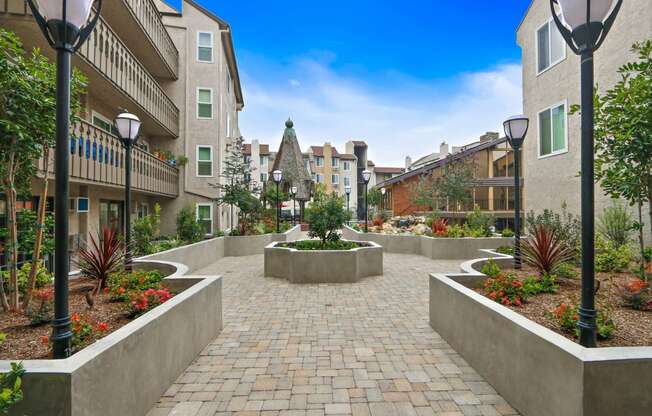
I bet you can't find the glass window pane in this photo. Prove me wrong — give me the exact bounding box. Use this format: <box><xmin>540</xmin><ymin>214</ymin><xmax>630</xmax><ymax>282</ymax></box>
<box><xmin>550</xmin><ymin>24</ymin><xmax>564</xmax><ymax>63</ymax></box>
<box><xmin>198</xmin><ymin>205</ymin><xmax>210</xmax><ymax>219</ymax></box>
<box><xmin>539</xmin><ymin>109</ymin><xmax>552</xmax><ymax>156</ymax></box>
<box><xmin>552</xmin><ymin>105</ymin><xmax>566</xmax><ymax>152</ymax></box>
<box><xmin>198</xmin><ymin>89</ymin><xmax>211</xmax><ymax>103</ymax></box>
<box><xmin>198</xmin><ymin>47</ymin><xmax>212</xmax><ymax>62</ymax></box>
<box><xmin>198</xmin><ymin>103</ymin><xmax>212</xmax><ymax>118</ymax></box>
<box><xmin>537</xmin><ymin>24</ymin><xmax>550</xmax><ymax>72</ymax></box>
<box><xmin>198</xmin><ymin>147</ymin><xmax>211</xmax><ymax>161</ymax></box>
<box><xmin>198</xmin><ymin>161</ymin><xmax>212</xmax><ymax>176</ymax></box>
<box><xmin>198</xmin><ymin>33</ymin><xmax>212</xmax><ymax>47</ymax></box>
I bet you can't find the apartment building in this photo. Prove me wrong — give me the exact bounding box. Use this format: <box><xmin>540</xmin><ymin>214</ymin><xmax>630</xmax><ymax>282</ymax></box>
<box><xmin>378</xmin><ymin>133</ymin><xmax>522</xmax><ymax>230</ymax></box>
<box><xmin>305</xmin><ymin>144</ymin><xmax>358</xmax><ymax>197</ymax></box>
<box><xmin>0</xmin><ymin>0</ymin><xmax>243</xmax><ymax>251</ymax></box>
<box><xmin>517</xmin><ymin>0</ymin><xmax>651</xmax><ymax>224</ymax></box>
<box><xmin>244</xmin><ymin>140</ymin><xmax>273</xmax><ymax>188</ymax></box>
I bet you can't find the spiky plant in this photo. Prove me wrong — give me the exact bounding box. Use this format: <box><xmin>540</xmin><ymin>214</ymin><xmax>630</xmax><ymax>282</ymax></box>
<box><xmin>77</xmin><ymin>228</ymin><xmax>124</xmax><ymax>293</ymax></box>
<box><xmin>522</xmin><ymin>225</ymin><xmax>574</xmax><ymax>276</ymax></box>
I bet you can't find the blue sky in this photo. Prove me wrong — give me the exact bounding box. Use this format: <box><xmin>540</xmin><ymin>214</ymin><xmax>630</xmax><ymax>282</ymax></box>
<box><xmin>169</xmin><ymin>0</ymin><xmax>533</xmax><ymax>165</ymax></box>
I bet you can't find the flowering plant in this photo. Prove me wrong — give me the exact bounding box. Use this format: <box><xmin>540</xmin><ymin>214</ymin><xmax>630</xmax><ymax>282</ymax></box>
<box><xmin>127</xmin><ymin>288</ymin><xmax>172</xmax><ymax>317</ymax></box>
<box><xmin>26</xmin><ymin>288</ymin><xmax>54</xmax><ymax>325</ymax></box>
<box><xmin>41</xmin><ymin>313</ymin><xmax>109</xmax><ymax>351</ymax></box>
<box><xmin>431</xmin><ymin>218</ymin><xmax>449</xmax><ymax>237</ymax></box>
<box><xmin>549</xmin><ymin>302</ymin><xmax>616</xmax><ymax>340</ymax></box>
<box><xmin>618</xmin><ymin>279</ymin><xmax>652</xmax><ymax>311</ymax></box>
<box><xmin>106</xmin><ymin>270</ymin><xmax>163</xmax><ymax>302</ymax></box>
<box><xmin>484</xmin><ymin>273</ymin><xmax>528</xmax><ymax>307</ymax></box>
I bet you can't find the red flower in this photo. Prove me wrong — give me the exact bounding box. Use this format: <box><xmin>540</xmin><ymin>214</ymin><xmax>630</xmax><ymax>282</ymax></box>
<box><xmin>103</xmin><ymin>287</ymin><xmax>110</xmax><ymax>294</ymax></box>
<box><xmin>71</xmin><ymin>313</ymin><xmax>81</xmax><ymax>323</ymax></box>
<box><xmin>511</xmin><ymin>280</ymin><xmax>523</xmax><ymax>288</ymax></box>
<box><xmin>41</xmin><ymin>335</ymin><xmax>50</xmax><ymax>345</ymax></box>
<box><xmin>488</xmin><ymin>291</ymin><xmax>497</xmax><ymax>300</ymax></box>
<box><xmin>501</xmin><ymin>297</ymin><xmax>511</xmax><ymax>306</ymax></box>
<box><xmin>513</xmin><ymin>298</ymin><xmax>522</xmax><ymax>307</ymax></box>
<box><xmin>118</xmin><ymin>287</ymin><xmax>126</xmax><ymax>294</ymax></box>
<box><xmin>97</xmin><ymin>322</ymin><xmax>109</xmax><ymax>332</ymax></box>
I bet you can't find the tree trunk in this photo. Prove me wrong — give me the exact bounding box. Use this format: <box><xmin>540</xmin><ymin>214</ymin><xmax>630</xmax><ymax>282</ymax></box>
<box><xmin>23</xmin><ymin>146</ymin><xmax>50</xmax><ymax>310</ymax></box>
<box><xmin>637</xmin><ymin>202</ymin><xmax>647</xmax><ymax>280</ymax></box>
<box><xmin>7</xmin><ymin>184</ymin><xmax>19</xmax><ymax>310</ymax></box>
<box><xmin>648</xmin><ymin>181</ymin><xmax>651</xmax><ymax>247</ymax></box>
<box><xmin>0</xmin><ymin>179</ymin><xmax>9</xmax><ymax>311</ymax></box>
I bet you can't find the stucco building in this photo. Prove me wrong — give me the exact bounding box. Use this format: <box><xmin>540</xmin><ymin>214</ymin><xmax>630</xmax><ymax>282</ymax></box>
<box><xmin>0</xmin><ymin>0</ymin><xmax>244</xmax><ymax>259</ymax></box>
<box><xmin>517</xmin><ymin>0</ymin><xmax>651</xmax><ymax>225</ymax></box>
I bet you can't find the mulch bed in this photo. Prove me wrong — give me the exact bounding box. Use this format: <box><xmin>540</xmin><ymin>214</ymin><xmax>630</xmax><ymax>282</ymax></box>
<box><xmin>0</xmin><ymin>280</ymin><xmax>133</xmax><ymax>360</ymax></box>
<box><xmin>475</xmin><ymin>265</ymin><xmax>652</xmax><ymax>347</ymax></box>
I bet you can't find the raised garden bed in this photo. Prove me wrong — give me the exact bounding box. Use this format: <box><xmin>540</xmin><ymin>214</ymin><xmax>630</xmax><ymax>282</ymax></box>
<box><xmin>265</xmin><ymin>240</ymin><xmax>383</xmax><ymax>283</ymax></box>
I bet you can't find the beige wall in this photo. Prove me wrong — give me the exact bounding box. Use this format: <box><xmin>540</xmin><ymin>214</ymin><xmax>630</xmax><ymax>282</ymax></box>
<box><xmin>518</xmin><ymin>0</ymin><xmax>651</xmax><ymax>232</ymax></box>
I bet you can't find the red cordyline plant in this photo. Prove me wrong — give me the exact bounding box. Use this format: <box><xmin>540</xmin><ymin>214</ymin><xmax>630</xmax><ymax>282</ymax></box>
<box><xmin>432</xmin><ymin>218</ymin><xmax>449</xmax><ymax>237</ymax></box>
<box><xmin>77</xmin><ymin>227</ymin><xmax>125</xmax><ymax>294</ymax></box>
<box><xmin>522</xmin><ymin>225</ymin><xmax>574</xmax><ymax>276</ymax></box>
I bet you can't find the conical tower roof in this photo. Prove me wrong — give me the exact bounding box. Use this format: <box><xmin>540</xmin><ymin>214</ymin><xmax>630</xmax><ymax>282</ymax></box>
<box><xmin>270</xmin><ymin>119</ymin><xmax>313</xmax><ymax>201</ymax></box>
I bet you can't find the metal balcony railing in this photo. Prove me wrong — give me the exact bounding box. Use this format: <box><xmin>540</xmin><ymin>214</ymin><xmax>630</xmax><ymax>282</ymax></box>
<box><xmin>38</xmin><ymin>121</ymin><xmax>179</xmax><ymax>197</ymax></box>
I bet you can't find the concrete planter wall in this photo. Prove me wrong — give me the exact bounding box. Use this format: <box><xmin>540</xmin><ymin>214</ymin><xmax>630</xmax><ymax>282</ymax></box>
<box><xmin>264</xmin><ymin>241</ymin><xmax>383</xmax><ymax>283</ymax></box>
<box><xmin>343</xmin><ymin>225</ymin><xmax>512</xmax><ymax>259</ymax></box>
<box><xmin>2</xmin><ymin>273</ymin><xmax>223</xmax><ymax>416</ymax></box>
<box><xmin>429</xmin><ymin>252</ymin><xmax>652</xmax><ymax>416</ymax></box>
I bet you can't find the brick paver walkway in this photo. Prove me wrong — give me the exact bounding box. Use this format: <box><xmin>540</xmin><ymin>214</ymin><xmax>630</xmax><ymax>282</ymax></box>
<box><xmin>148</xmin><ymin>254</ymin><xmax>518</xmax><ymax>416</ymax></box>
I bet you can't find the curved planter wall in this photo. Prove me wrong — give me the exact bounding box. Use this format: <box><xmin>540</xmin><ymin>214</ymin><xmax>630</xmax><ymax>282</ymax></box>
<box><xmin>264</xmin><ymin>241</ymin><xmax>383</xmax><ymax>283</ymax></box>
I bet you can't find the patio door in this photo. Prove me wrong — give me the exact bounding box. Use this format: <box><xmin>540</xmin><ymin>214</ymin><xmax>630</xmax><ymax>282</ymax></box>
<box><xmin>99</xmin><ymin>200</ymin><xmax>124</xmax><ymax>235</ymax></box>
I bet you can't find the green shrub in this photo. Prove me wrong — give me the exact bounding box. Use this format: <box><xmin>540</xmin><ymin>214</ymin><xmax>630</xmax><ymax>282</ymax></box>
<box><xmin>480</xmin><ymin>259</ymin><xmax>501</xmax><ymax>278</ymax></box>
<box><xmin>555</xmin><ymin>263</ymin><xmax>579</xmax><ymax>279</ymax></box>
<box><xmin>176</xmin><ymin>206</ymin><xmax>203</xmax><ymax>243</ymax></box>
<box><xmin>25</xmin><ymin>288</ymin><xmax>54</xmax><ymax>325</ymax></box>
<box><xmin>549</xmin><ymin>303</ymin><xmax>616</xmax><ymax>340</ymax></box>
<box><xmin>107</xmin><ymin>270</ymin><xmax>163</xmax><ymax>302</ymax></box>
<box><xmin>152</xmin><ymin>238</ymin><xmax>181</xmax><ymax>253</ymax></box>
<box><xmin>595</xmin><ymin>237</ymin><xmax>633</xmax><ymax>273</ymax></box>
<box><xmin>466</xmin><ymin>206</ymin><xmax>494</xmax><ymax>237</ymax></box>
<box><xmin>501</xmin><ymin>228</ymin><xmax>514</xmax><ymax>238</ymax></box>
<box><xmin>523</xmin><ymin>274</ymin><xmax>558</xmax><ymax>296</ymax></box>
<box><xmin>495</xmin><ymin>246</ymin><xmax>514</xmax><ymax>255</ymax></box>
<box><xmin>281</xmin><ymin>240</ymin><xmax>361</xmax><ymax>251</ymax></box>
<box><xmin>305</xmin><ymin>189</ymin><xmax>350</xmax><ymax>245</ymax></box>
<box><xmin>526</xmin><ymin>204</ymin><xmax>581</xmax><ymax>260</ymax></box>
<box><xmin>598</xmin><ymin>202</ymin><xmax>633</xmax><ymax>247</ymax></box>
<box><xmin>132</xmin><ymin>203</ymin><xmax>161</xmax><ymax>256</ymax></box>
<box><xmin>1</xmin><ymin>262</ymin><xmax>52</xmax><ymax>295</ymax></box>
<box><xmin>484</xmin><ymin>273</ymin><xmax>528</xmax><ymax>307</ymax></box>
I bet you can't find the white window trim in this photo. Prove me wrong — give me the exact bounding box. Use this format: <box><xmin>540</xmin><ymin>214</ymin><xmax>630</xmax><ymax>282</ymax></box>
<box><xmin>332</xmin><ymin>157</ymin><xmax>339</xmax><ymax>168</ymax></box>
<box><xmin>315</xmin><ymin>174</ymin><xmax>323</xmax><ymax>184</ymax></box>
<box><xmin>344</xmin><ymin>176</ymin><xmax>351</xmax><ymax>187</ymax></box>
<box><xmin>197</xmin><ymin>31</ymin><xmax>214</xmax><ymax>63</ymax></box>
<box><xmin>537</xmin><ymin>99</ymin><xmax>569</xmax><ymax>160</ymax></box>
<box><xmin>343</xmin><ymin>161</ymin><xmax>351</xmax><ymax>171</ymax></box>
<box><xmin>332</xmin><ymin>174</ymin><xmax>339</xmax><ymax>185</ymax></box>
<box><xmin>316</xmin><ymin>156</ymin><xmax>324</xmax><ymax>167</ymax></box>
<box><xmin>196</xmin><ymin>87</ymin><xmax>213</xmax><ymax>120</ymax></box>
<box><xmin>196</xmin><ymin>145</ymin><xmax>214</xmax><ymax>177</ymax></box>
<box><xmin>536</xmin><ymin>19</ymin><xmax>567</xmax><ymax>76</ymax></box>
<box><xmin>196</xmin><ymin>203</ymin><xmax>214</xmax><ymax>236</ymax></box>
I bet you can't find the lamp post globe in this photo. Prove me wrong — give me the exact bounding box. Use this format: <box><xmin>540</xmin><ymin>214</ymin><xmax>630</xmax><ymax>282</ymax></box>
<box><xmin>550</xmin><ymin>0</ymin><xmax>622</xmax><ymax>348</ymax></box>
<box><xmin>362</xmin><ymin>170</ymin><xmax>372</xmax><ymax>232</ymax></box>
<box><xmin>27</xmin><ymin>0</ymin><xmax>102</xmax><ymax>359</ymax></box>
<box><xmin>272</xmin><ymin>170</ymin><xmax>283</xmax><ymax>233</ymax></box>
<box><xmin>115</xmin><ymin>111</ymin><xmax>142</xmax><ymax>271</ymax></box>
<box><xmin>290</xmin><ymin>186</ymin><xmax>298</xmax><ymax>225</ymax></box>
<box><xmin>503</xmin><ymin>115</ymin><xmax>529</xmax><ymax>271</ymax></box>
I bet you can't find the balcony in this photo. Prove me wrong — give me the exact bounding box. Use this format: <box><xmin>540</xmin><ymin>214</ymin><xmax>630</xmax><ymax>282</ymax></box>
<box><xmin>37</xmin><ymin>121</ymin><xmax>179</xmax><ymax>198</ymax></box>
<box><xmin>102</xmin><ymin>0</ymin><xmax>179</xmax><ymax>79</ymax></box>
<box><xmin>0</xmin><ymin>1</ymin><xmax>180</xmax><ymax>138</ymax></box>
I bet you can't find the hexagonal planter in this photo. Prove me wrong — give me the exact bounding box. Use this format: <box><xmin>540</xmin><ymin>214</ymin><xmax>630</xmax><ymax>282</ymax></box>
<box><xmin>264</xmin><ymin>241</ymin><xmax>383</xmax><ymax>283</ymax></box>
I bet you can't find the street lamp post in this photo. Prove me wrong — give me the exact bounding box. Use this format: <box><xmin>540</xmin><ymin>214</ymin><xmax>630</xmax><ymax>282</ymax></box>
<box><xmin>27</xmin><ymin>0</ymin><xmax>102</xmax><ymax>359</ymax></box>
<box><xmin>290</xmin><ymin>185</ymin><xmax>298</xmax><ymax>225</ymax></box>
<box><xmin>550</xmin><ymin>0</ymin><xmax>622</xmax><ymax>348</ymax></box>
<box><xmin>380</xmin><ymin>187</ymin><xmax>386</xmax><ymax>212</ymax></box>
<box><xmin>115</xmin><ymin>111</ymin><xmax>142</xmax><ymax>271</ymax></box>
<box><xmin>503</xmin><ymin>116</ymin><xmax>529</xmax><ymax>270</ymax></box>
<box><xmin>272</xmin><ymin>170</ymin><xmax>283</xmax><ymax>233</ymax></box>
<box><xmin>362</xmin><ymin>170</ymin><xmax>372</xmax><ymax>232</ymax></box>
<box><xmin>345</xmin><ymin>186</ymin><xmax>351</xmax><ymax>216</ymax></box>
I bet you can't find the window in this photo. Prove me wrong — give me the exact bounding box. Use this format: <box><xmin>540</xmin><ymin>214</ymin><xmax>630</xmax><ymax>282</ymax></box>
<box><xmin>226</xmin><ymin>69</ymin><xmax>232</xmax><ymax>94</ymax></box>
<box><xmin>260</xmin><ymin>173</ymin><xmax>268</xmax><ymax>183</ymax></box>
<box><xmin>138</xmin><ymin>203</ymin><xmax>149</xmax><ymax>219</ymax></box>
<box><xmin>197</xmin><ymin>88</ymin><xmax>213</xmax><ymax>119</ymax></box>
<box><xmin>260</xmin><ymin>155</ymin><xmax>268</xmax><ymax>166</ymax></box>
<box><xmin>197</xmin><ymin>32</ymin><xmax>213</xmax><ymax>63</ymax></box>
<box><xmin>537</xmin><ymin>20</ymin><xmax>565</xmax><ymax>74</ymax></box>
<box><xmin>315</xmin><ymin>157</ymin><xmax>324</xmax><ymax>167</ymax></box>
<box><xmin>343</xmin><ymin>161</ymin><xmax>351</xmax><ymax>171</ymax></box>
<box><xmin>538</xmin><ymin>102</ymin><xmax>567</xmax><ymax>157</ymax></box>
<box><xmin>196</xmin><ymin>145</ymin><xmax>213</xmax><ymax>177</ymax></box>
<box><xmin>315</xmin><ymin>174</ymin><xmax>323</xmax><ymax>183</ymax></box>
<box><xmin>226</xmin><ymin>113</ymin><xmax>231</xmax><ymax>138</ymax></box>
<box><xmin>331</xmin><ymin>157</ymin><xmax>339</xmax><ymax>168</ymax></box>
<box><xmin>344</xmin><ymin>176</ymin><xmax>351</xmax><ymax>187</ymax></box>
<box><xmin>304</xmin><ymin>159</ymin><xmax>310</xmax><ymax>170</ymax></box>
<box><xmin>332</xmin><ymin>174</ymin><xmax>339</xmax><ymax>185</ymax></box>
<box><xmin>244</xmin><ymin>155</ymin><xmax>251</xmax><ymax>165</ymax></box>
<box><xmin>92</xmin><ymin>112</ymin><xmax>119</xmax><ymax>136</ymax></box>
<box><xmin>196</xmin><ymin>204</ymin><xmax>213</xmax><ymax>236</ymax></box>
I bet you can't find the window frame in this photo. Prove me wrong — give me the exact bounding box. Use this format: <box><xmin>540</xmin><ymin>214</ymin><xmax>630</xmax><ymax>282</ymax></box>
<box><xmin>332</xmin><ymin>174</ymin><xmax>339</xmax><ymax>185</ymax></box>
<box><xmin>343</xmin><ymin>160</ymin><xmax>351</xmax><ymax>171</ymax></box>
<box><xmin>331</xmin><ymin>157</ymin><xmax>339</xmax><ymax>168</ymax></box>
<box><xmin>196</xmin><ymin>31</ymin><xmax>214</xmax><ymax>63</ymax></box>
<box><xmin>537</xmin><ymin>100</ymin><xmax>569</xmax><ymax>159</ymax></box>
<box><xmin>196</xmin><ymin>87</ymin><xmax>214</xmax><ymax>120</ymax></box>
<box><xmin>344</xmin><ymin>176</ymin><xmax>351</xmax><ymax>187</ymax></box>
<box><xmin>92</xmin><ymin>111</ymin><xmax>119</xmax><ymax>136</ymax></box>
<box><xmin>196</xmin><ymin>145</ymin><xmax>214</xmax><ymax>177</ymax></box>
<box><xmin>196</xmin><ymin>203</ymin><xmax>213</xmax><ymax>236</ymax></box>
<box><xmin>315</xmin><ymin>156</ymin><xmax>324</xmax><ymax>167</ymax></box>
<box><xmin>315</xmin><ymin>173</ymin><xmax>323</xmax><ymax>184</ymax></box>
<box><xmin>260</xmin><ymin>172</ymin><xmax>268</xmax><ymax>183</ymax></box>
<box><xmin>536</xmin><ymin>19</ymin><xmax>566</xmax><ymax>76</ymax></box>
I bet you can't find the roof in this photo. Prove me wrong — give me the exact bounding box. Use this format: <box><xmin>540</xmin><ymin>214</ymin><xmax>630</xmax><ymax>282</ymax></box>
<box><xmin>182</xmin><ymin>1</ymin><xmax>244</xmax><ymax>108</ymax></box>
<box><xmin>377</xmin><ymin>136</ymin><xmax>509</xmax><ymax>188</ymax></box>
<box><xmin>243</xmin><ymin>143</ymin><xmax>270</xmax><ymax>156</ymax></box>
<box><xmin>516</xmin><ymin>0</ymin><xmax>537</xmax><ymax>33</ymax></box>
<box><xmin>374</xmin><ymin>167</ymin><xmax>405</xmax><ymax>175</ymax></box>
<box><xmin>308</xmin><ymin>146</ymin><xmax>357</xmax><ymax>160</ymax></box>
<box><xmin>351</xmin><ymin>140</ymin><xmax>367</xmax><ymax>147</ymax></box>
<box><xmin>410</xmin><ymin>152</ymin><xmax>441</xmax><ymax>169</ymax></box>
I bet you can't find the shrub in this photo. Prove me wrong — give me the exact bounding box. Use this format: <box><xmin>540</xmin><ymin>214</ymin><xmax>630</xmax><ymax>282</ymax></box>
<box><xmin>372</xmin><ymin>215</ymin><xmax>384</xmax><ymax>227</ymax></box>
<box><xmin>132</xmin><ymin>203</ymin><xmax>161</xmax><ymax>256</ymax></box>
<box><xmin>549</xmin><ymin>303</ymin><xmax>616</xmax><ymax>340</ymax></box>
<box><xmin>77</xmin><ymin>227</ymin><xmax>124</xmax><ymax>292</ymax></box>
<box><xmin>151</xmin><ymin>237</ymin><xmax>181</xmax><ymax>253</ymax></box>
<box><xmin>595</xmin><ymin>237</ymin><xmax>633</xmax><ymax>273</ymax></box>
<box><xmin>305</xmin><ymin>190</ymin><xmax>350</xmax><ymax>245</ymax></box>
<box><xmin>480</xmin><ymin>259</ymin><xmax>501</xmax><ymax>278</ymax></box>
<box><xmin>618</xmin><ymin>279</ymin><xmax>652</xmax><ymax>311</ymax></box>
<box><xmin>526</xmin><ymin>204</ymin><xmax>581</xmax><ymax>259</ymax></box>
<box><xmin>501</xmin><ymin>228</ymin><xmax>514</xmax><ymax>238</ymax></box>
<box><xmin>282</xmin><ymin>240</ymin><xmax>361</xmax><ymax>251</ymax></box>
<box><xmin>26</xmin><ymin>288</ymin><xmax>54</xmax><ymax>325</ymax></box>
<box><xmin>176</xmin><ymin>206</ymin><xmax>203</xmax><ymax>243</ymax></box>
<box><xmin>44</xmin><ymin>313</ymin><xmax>110</xmax><ymax>350</ymax></box>
<box><xmin>555</xmin><ymin>263</ymin><xmax>579</xmax><ymax>279</ymax></box>
<box><xmin>446</xmin><ymin>224</ymin><xmax>471</xmax><ymax>238</ymax></box>
<box><xmin>1</xmin><ymin>262</ymin><xmax>51</xmax><ymax>295</ymax></box>
<box><xmin>495</xmin><ymin>246</ymin><xmax>514</xmax><ymax>255</ymax></box>
<box><xmin>0</xmin><ymin>347</ymin><xmax>24</xmax><ymax>413</ymax></box>
<box><xmin>522</xmin><ymin>225</ymin><xmax>574</xmax><ymax>276</ymax></box>
<box><xmin>350</xmin><ymin>223</ymin><xmax>362</xmax><ymax>232</ymax></box>
<box><xmin>484</xmin><ymin>273</ymin><xmax>528</xmax><ymax>307</ymax></box>
<box><xmin>431</xmin><ymin>218</ymin><xmax>448</xmax><ymax>237</ymax></box>
<box><xmin>466</xmin><ymin>206</ymin><xmax>494</xmax><ymax>236</ymax></box>
<box><xmin>598</xmin><ymin>202</ymin><xmax>633</xmax><ymax>247</ymax></box>
<box><xmin>522</xmin><ymin>273</ymin><xmax>558</xmax><ymax>296</ymax></box>
<box><xmin>127</xmin><ymin>288</ymin><xmax>172</xmax><ymax>317</ymax></box>
<box><xmin>107</xmin><ymin>270</ymin><xmax>163</xmax><ymax>302</ymax></box>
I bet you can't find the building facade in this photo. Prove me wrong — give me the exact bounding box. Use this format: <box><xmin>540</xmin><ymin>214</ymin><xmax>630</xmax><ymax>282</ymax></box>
<box><xmin>0</xmin><ymin>0</ymin><xmax>244</xmax><ymax>255</ymax></box>
<box><xmin>517</xmin><ymin>0</ymin><xmax>651</xmax><ymax>225</ymax></box>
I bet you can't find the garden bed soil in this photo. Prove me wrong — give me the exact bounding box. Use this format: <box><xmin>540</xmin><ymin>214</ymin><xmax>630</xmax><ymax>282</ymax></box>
<box><xmin>279</xmin><ymin>240</ymin><xmax>370</xmax><ymax>250</ymax></box>
<box><xmin>0</xmin><ymin>279</ymin><xmax>153</xmax><ymax>360</ymax></box>
<box><xmin>475</xmin><ymin>264</ymin><xmax>652</xmax><ymax>347</ymax></box>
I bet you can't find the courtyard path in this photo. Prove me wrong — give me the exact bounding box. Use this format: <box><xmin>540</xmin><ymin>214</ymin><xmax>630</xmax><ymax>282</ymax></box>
<box><xmin>147</xmin><ymin>254</ymin><xmax>519</xmax><ymax>416</ymax></box>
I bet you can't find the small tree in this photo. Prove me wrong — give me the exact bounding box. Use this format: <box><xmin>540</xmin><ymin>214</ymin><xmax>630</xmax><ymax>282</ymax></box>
<box><xmin>305</xmin><ymin>190</ymin><xmax>351</xmax><ymax>245</ymax></box>
<box><xmin>410</xmin><ymin>159</ymin><xmax>475</xmax><ymax>213</ymax></box>
<box><xmin>176</xmin><ymin>206</ymin><xmax>203</xmax><ymax>243</ymax></box>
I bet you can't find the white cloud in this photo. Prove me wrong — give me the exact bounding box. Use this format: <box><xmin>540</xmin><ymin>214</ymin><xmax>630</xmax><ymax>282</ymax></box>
<box><xmin>238</xmin><ymin>53</ymin><xmax>522</xmax><ymax>167</ymax></box>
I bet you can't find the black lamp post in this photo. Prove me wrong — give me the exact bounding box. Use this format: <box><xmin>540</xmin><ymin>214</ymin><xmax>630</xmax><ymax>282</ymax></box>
<box><xmin>362</xmin><ymin>170</ymin><xmax>371</xmax><ymax>232</ymax></box>
<box><xmin>345</xmin><ymin>185</ymin><xmax>351</xmax><ymax>216</ymax></box>
<box><xmin>503</xmin><ymin>115</ymin><xmax>529</xmax><ymax>270</ymax></box>
<box><xmin>272</xmin><ymin>170</ymin><xmax>283</xmax><ymax>233</ymax></box>
<box><xmin>27</xmin><ymin>0</ymin><xmax>102</xmax><ymax>359</ymax></box>
<box><xmin>550</xmin><ymin>0</ymin><xmax>622</xmax><ymax>348</ymax></box>
<box><xmin>115</xmin><ymin>111</ymin><xmax>142</xmax><ymax>271</ymax></box>
<box><xmin>381</xmin><ymin>187</ymin><xmax>386</xmax><ymax>212</ymax></box>
<box><xmin>290</xmin><ymin>185</ymin><xmax>298</xmax><ymax>225</ymax></box>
